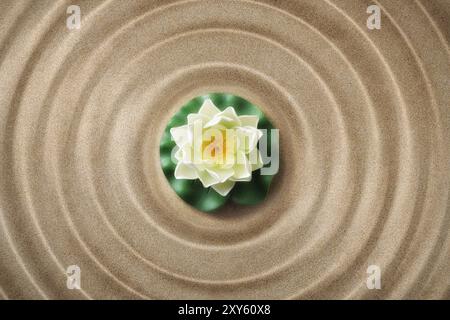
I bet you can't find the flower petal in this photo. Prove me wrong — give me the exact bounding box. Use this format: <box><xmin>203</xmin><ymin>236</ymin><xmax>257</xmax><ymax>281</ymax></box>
<box><xmin>232</xmin><ymin>151</ymin><xmax>252</xmax><ymax>180</ymax></box>
<box><xmin>174</xmin><ymin>146</ymin><xmax>182</xmax><ymax>162</ymax></box>
<box><xmin>230</xmin><ymin>175</ymin><xmax>252</xmax><ymax>182</ymax></box>
<box><xmin>198</xmin><ymin>170</ymin><xmax>221</xmax><ymax>187</ymax></box>
<box><xmin>198</xmin><ymin>99</ymin><xmax>221</xmax><ymax>117</ymax></box>
<box><xmin>204</xmin><ymin>107</ymin><xmax>240</xmax><ymax>128</ymax></box>
<box><xmin>249</xmin><ymin>148</ymin><xmax>264</xmax><ymax>171</ymax></box>
<box><xmin>212</xmin><ymin>180</ymin><xmax>236</xmax><ymax>196</ymax></box>
<box><xmin>187</xmin><ymin>113</ymin><xmax>210</xmax><ymax>125</ymax></box>
<box><xmin>174</xmin><ymin>163</ymin><xmax>198</xmax><ymax>180</ymax></box>
<box><xmin>188</xmin><ymin>118</ymin><xmax>203</xmax><ymax>158</ymax></box>
<box><xmin>237</xmin><ymin>127</ymin><xmax>263</xmax><ymax>153</ymax></box>
<box><xmin>238</xmin><ymin>115</ymin><xmax>259</xmax><ymax>128</ymax></box>
<box><xmin>170</xmin><ymin>125</ymin><xmax>189</xmax><ymax>147</ymax></box>
<box><xmin>176</xmin><ymin>144</ymin><xmax>195</xmax><ymax>164</ymax></box>
<box><xmin>206</xmin><ymin>167</ymin><xmax>234</xmax><ymax>183</ymax></box>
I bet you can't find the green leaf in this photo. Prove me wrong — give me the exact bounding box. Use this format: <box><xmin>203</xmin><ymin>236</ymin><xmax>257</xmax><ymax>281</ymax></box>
<box><xmin>231</xmin><ymin>170</ymin><xmax>274</xmax><ymax>205</ymax></box>
<box><xmin>193</xmin><ymin>185</ymin><xmax>230</xmax><ymax>212</ymax></box>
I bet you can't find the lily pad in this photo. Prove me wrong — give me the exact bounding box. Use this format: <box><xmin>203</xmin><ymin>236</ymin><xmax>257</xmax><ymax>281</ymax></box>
<box><xmin>160</xmin><ymin>93</ymin><xmax>278</xmax><ymax>212</ymax></box>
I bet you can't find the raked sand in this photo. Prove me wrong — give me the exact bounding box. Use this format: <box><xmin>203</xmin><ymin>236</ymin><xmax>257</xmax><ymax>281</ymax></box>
<box><xmin>0</xmin><ymin>0</ymin><xmax>449</xmax><ymax>299</ymax></box>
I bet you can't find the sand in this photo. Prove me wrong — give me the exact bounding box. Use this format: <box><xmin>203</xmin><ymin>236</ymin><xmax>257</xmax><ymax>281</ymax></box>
<box><xmin>0</xmin><ymin>0</ymin><xmax>449</xmax><ymax>299</ymax></box>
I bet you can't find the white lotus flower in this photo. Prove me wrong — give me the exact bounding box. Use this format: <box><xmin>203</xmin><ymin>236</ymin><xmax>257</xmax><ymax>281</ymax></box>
<box><xmin>170</xmin><ymin>99</ymin><xmax>264</xmax><ymax>196</ymax></box>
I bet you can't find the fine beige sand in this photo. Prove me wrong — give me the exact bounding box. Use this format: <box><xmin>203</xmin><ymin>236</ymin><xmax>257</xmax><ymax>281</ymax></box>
<box><xmin>0</xmin><ymin>0</ymin><xmax>449</xmax><ymax>299</ymax></box>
